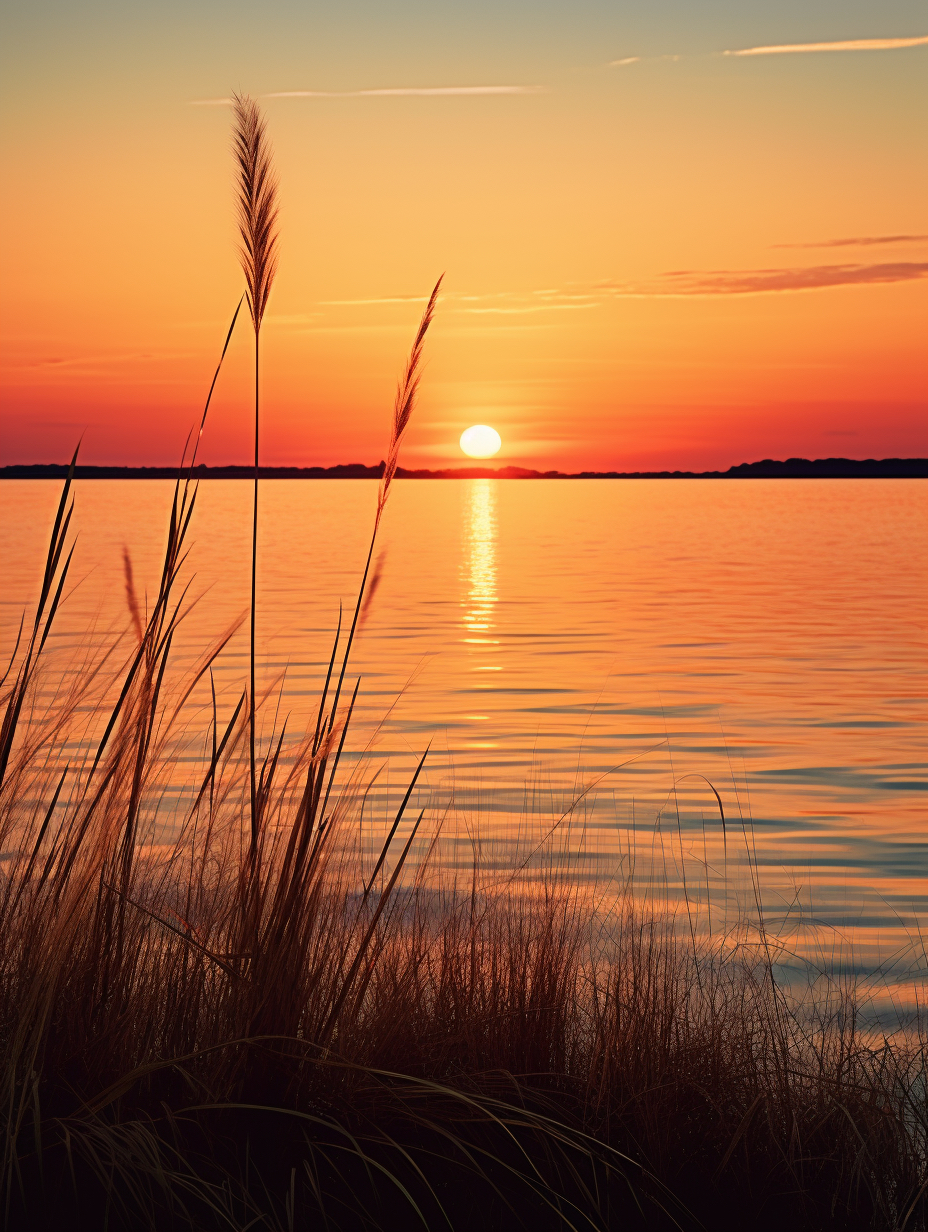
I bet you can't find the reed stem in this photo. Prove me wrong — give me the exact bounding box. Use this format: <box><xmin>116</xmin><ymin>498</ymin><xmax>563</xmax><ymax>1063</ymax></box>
<box><xmin>250</xmin><ymin>330</ymin><xmax>259</xmax><ymax>854</ymax></box>
<box><xmin>231</xmin><ymin>91</ymin><xmax>279</xmax><ymax>865</ymax></box>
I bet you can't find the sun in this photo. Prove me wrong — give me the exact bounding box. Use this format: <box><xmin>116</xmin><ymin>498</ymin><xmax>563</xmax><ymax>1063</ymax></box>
<box><xmin>459</xmin><ymin>425</ymin><xmax>502</xmax><ymax>459</ymax></box>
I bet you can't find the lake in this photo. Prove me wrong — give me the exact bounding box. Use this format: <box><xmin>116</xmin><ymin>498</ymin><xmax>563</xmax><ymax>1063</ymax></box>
<box><xmin>2</xmin><ymin>477</ymin><xmax>926</xmax><ymax>1004</ymax></box>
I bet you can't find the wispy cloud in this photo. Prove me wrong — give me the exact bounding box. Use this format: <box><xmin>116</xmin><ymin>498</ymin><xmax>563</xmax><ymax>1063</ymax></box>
<box><xmin>264</xmin><ymin>85</ymin><xmax>545</xmax><ymax>99</ymax></box>
<box><xmin>457</xmin><ymin>289</ymin><xmax>599</xmax><ymax>314</ymax></box>
<box><xmin>724</xmin><ymin>35</ymin><xmax>928</xmax><ymax>57</ymax></box>
<box><xmin>319</xmin><ymin>296</ymin><xmax>429</xmax><ymax>306</ymax></box>
<box><xmin>276</xmin><ymin>264</ymin><xmax>927</xmax><ymax>332</ymax></box>
<box><xmin>13</xmin><ymin>351</ymin><xmax>184</xmax><ymax>369</ymax></box>
<box><xmin>190</xmin><ymin>86</ymin><xmax>544</xmax><ymax>106</ymax></box>
<box><xmin>320</xmin><ymin>289</ymin><xmax>599</xmax><ymax>315</ymax></box>
<box><xmin>459</xmin><ymin>303</ymin><xmax>597</xmax><ymax>315</ymax></box>
<box><xmin>773</xmin><ymin>234</ymin><xmax>928</xmax><ymax>249</ymax></box>
<box><xmin>657</xmin><ymin>262</ymin><xmax>928</xmax><ymax>294</ymax></box>
<box><xmin>609</xmin><ymin>54</ymin><xmax>680</xmax><ymax>66</ymax></box>
<box><xmin>607</xmin><ymin>34</ymin><xmax>927</xmax><ymax>69</ymax></box>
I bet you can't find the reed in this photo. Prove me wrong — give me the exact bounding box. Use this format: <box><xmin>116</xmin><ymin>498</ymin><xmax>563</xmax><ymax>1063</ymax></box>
<box><xmin>377</xmin><ymin>275</ymin><xmax>442</xmax><ymax>530</ymax></box>
<box><xmin>232</xmin><ymin>91</ymin><xmax>280</xmax><ymax>862</ymax></box>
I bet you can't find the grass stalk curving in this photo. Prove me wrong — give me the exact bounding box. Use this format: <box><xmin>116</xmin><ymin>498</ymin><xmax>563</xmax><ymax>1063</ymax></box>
<box><xmin>232</xmin><ymin>91</ymin><xmax>280</xmax><ymax>866</ymax></box>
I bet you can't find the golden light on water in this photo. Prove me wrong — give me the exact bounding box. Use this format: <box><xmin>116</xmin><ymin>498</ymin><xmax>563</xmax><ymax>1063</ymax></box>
<box><xmin>461</xmin><ymin>479</ymin><xmax>497</xmax><ymax>640</ymax></box>
<box><xmin>459</xmin><ymin>425</ymin><xmax>502</xmax><ymax>458</ymax></box>
<box><xmin>461</xmin><ymin>480</ymin><xmax>500</xmax><ymax>747</ymax></box>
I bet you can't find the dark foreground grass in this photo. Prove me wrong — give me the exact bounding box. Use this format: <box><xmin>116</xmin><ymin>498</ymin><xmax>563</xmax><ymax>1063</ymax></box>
<box><xmin>1</xmin><ymin>460</ymin><xmax>926</xmax><ymax>1232</ymax></box>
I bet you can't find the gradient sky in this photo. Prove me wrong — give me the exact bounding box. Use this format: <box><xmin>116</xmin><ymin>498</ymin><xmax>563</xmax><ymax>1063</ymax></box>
<box><xmin>1</xmin><ymin>0</ymin><xmax>925</xmax><ymax>470</ymax></box>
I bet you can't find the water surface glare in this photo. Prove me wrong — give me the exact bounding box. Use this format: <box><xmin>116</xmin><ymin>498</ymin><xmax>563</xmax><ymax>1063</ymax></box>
<box><xmin>2</xmin><ymin>478</ymin><xmax>925</xmax><ymax>996</ymax></box>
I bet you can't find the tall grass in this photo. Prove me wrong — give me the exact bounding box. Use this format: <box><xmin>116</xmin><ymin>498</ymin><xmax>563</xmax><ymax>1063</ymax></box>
<box><xmin>232</xmin><ymin>91</ymin><xmax>279</xmax><ymax>860</ymax></box>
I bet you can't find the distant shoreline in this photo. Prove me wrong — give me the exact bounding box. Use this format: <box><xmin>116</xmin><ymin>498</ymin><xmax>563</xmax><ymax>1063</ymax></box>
<box><xmin>1</xmin><ymin>457</ymin><xmax>926</xmax><ymax>480</ymax></box>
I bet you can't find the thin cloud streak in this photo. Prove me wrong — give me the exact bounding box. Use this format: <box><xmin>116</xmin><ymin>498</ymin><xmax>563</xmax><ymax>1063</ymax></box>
<box><xmin>608</xmin><ymin>35</ymin><xmax>927</xmax><ymax>68</ymax></box>
<box><xmin>500</xmin><ymin>265</ymin><xmax>928</xmax><ymax>301</ymax></box>
<box><xmin>609</xmin><ymin>54</ymin><xmax>680</xmax><ymax>66</ymax></box>
<box><xmin>774</xmin><ymin>235</ymin><xmax>928</xmax><ymax>249</ymax></box>
<box><xmin>657</xmin><ymin>263</ymin><xmax>928</xmax><ymax>295</ymax></box>
<box><xmin>320</xmin><ymin>290</ymin><xmax>598</xmax><ymax>314</ymax></box>
<box><xmin>320</xmin><ymin>296</ymin><xmax>428</xmax><ymax>306</ymax></box>
<box><xmin>264</xmin><ymin>85</ymin><xmax>545</xmax><ymax>98</ymax></box>
<box><xmin>724</xmin><ymin>35</ymin><xmax>928</xmax><ymax>56</ymax></box>
<box><xmin>460</xmin><ymin>304</ymin><xmax>597</xmax><ymax>315</ymax></box>
<box><xmin>294</xmin><ymin>263</ymin><xmax>927</xmax><ymax>329</ymax></box>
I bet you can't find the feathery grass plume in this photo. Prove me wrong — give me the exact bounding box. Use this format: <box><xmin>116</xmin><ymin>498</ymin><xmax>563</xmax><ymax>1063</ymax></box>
<box><xmin>122</xmin><ymin>548</ymin><xmax>144</xmax><ymax>644</ymax></box>
<box><xmin>232</xmin><ymin>95</ymin><xmax>279</xmax><ymax>333</ymax></box>
<box><xmin>313</xmin><ymin>278</ymin><xmax>444</xmax><ymax>802</ymax></box>
<box><xmin>322</xmin><ymin>275</ymin><xmax>443</xmax><ymax>695</ymax></box>
<box><xmin>232</xmin><ymin>92</ymin><xmax>280</xmax><ymax>860</ymax></box>
<box><xmin>376</xmin><ymin>275</ymin><xmax>443</xmax><ymax>529</ymax></box>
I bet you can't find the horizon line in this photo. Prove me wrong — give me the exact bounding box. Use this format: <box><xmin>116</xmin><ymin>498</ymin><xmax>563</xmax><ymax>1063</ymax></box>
<box><xmin>3</xmin><ymin>456</ymin><xmax>925</xmax><ymax>480</ymax></box>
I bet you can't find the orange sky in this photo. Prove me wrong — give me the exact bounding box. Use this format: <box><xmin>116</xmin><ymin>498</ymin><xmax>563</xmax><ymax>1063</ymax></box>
<box><xmin>1</xmin><ymin>1</ymin><xmax>925</xmax><ymax>469</ymax></box>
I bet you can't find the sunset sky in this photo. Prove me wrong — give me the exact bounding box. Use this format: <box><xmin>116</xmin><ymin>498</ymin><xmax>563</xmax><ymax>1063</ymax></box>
<box><xmin>1</xmin><ymin>0</ymin><xmax>925</xmax><ymax>470</ymax></box>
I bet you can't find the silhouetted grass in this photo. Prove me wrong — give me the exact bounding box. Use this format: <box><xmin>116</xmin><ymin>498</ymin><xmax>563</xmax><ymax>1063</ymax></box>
<box><xmin>232</xmin><ymin>90</ymin><xmax>280</xmax><ymax>859</ymax></box>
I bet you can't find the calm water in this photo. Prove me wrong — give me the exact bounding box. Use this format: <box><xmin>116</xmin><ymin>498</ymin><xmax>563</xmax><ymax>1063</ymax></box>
<box><xmin>2</xmin><ymin>479</ymin><xmax>926</xmax><ymax>994</ymax></box>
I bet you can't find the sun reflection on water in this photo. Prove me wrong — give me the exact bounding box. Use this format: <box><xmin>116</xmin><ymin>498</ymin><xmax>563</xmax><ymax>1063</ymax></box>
<box><xmin>461</xmin><ymin>480</ymin><xmax>498</xmax><ymax>641</ymax></box>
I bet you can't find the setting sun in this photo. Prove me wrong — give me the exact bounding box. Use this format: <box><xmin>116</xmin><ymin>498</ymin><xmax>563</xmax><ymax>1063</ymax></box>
<box><xmin>460</xmin><ymin>424</ymin><xmax>502</xmax><ymax>458</ymax></box>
